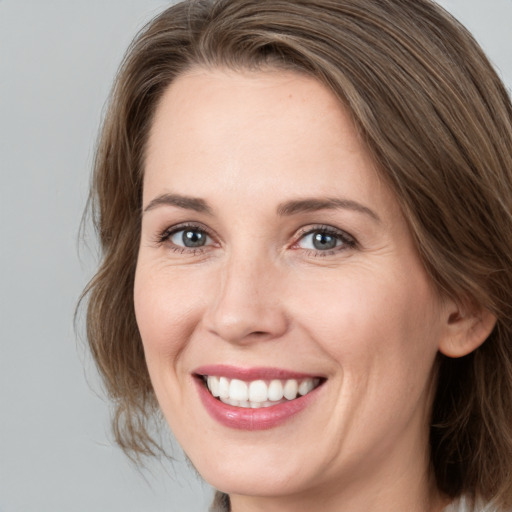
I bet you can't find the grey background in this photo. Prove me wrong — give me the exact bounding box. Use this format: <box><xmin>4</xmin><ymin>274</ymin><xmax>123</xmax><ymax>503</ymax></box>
<box><xmin>0</xmin><ymin>1</ymin><xmax>510</xmax><ymax>511</ymax></box>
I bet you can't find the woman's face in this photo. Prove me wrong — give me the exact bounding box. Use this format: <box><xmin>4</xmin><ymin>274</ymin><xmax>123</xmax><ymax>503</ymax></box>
<box><xmin>135</xmin><ymin>69</ymin><xmax>450</xmax><ymax>503</ymax></box>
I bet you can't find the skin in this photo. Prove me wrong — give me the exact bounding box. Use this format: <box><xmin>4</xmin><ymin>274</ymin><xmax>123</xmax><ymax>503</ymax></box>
<box><xmin>134</xmin><ymin>68</ymin><xmax>477</xmax><ymax>512</ymax></box>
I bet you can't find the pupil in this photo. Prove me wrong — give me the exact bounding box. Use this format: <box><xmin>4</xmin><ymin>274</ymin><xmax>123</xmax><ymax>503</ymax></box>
<box><xmin>183</xmin><ymin>230</ymin><xmax>206</xmax><ymax>247</ymax></box>
<box><xmin>313</xmin><ymin>232</ymin><xmax>337</xmax><ymax>250</ymax></box>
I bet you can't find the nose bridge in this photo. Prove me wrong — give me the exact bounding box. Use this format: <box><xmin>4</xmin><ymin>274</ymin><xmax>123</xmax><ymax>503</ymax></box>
<box><xmin>205</xmin><ymin>243</ymin><xmax>288</xmax><ymax>344</ymax></box>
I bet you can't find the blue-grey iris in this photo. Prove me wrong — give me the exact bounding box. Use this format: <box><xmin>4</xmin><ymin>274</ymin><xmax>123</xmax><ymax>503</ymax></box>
<box><xmin>183</xmin><ymin>230</ymin><xmax>206</xmax><ymax>247</ymax></box>
<box><xmin>313</xmin><ymin>232</ymin><xmax>337</xmax><ymax>250</ymax></box>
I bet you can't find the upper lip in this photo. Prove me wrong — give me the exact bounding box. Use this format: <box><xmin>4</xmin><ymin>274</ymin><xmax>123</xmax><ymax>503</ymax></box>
<box><xmin>193</xmin><ymin>364</ymin><xmax>324</xmax><ymax>381</ymax></box>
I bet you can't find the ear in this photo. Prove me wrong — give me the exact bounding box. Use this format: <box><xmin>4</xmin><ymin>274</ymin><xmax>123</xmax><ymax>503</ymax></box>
<box><xmin>438</xmin><ymin>299</ymin><xmax>497</xmax><ymax>358</ymax></box>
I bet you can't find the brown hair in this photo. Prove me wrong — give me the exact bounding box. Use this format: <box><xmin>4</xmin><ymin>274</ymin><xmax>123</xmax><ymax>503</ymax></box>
<box><xmin>80</xmin><ymin>0</ymin><xmax>512</xmax><ymax>508</ymax></box>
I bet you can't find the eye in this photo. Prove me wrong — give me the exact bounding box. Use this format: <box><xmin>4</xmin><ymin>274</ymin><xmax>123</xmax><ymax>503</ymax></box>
<box><xmin>157</xmin><ymin>223</ymin><xmax>215</xmax><ymax>251</ymax></box>
<box><xmin>295</xmin><ymin>226</ymin><xmax>356</xmax><ymax>253</ymax></box>
<box><xmin>171</xmin><ymin>228</ymin><xmax>211</xmax><ymax>248</ymax></box>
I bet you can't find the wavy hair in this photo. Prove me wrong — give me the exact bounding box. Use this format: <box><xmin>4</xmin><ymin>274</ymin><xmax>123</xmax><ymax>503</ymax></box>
<box><xmin>80</xmin><ymin>0</ymin><xmax>512</xmax><ymax>508</ymax></box>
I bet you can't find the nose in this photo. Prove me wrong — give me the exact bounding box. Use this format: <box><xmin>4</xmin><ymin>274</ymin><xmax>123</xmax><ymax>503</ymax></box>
<box><xmin>203</xmin><ymin>251</ymin><xmax>289</xmax><ymax>345</ymax></box>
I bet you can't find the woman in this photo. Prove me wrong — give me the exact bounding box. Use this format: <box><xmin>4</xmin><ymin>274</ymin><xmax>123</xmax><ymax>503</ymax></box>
<box><xmin>82</xmin><ymin>0</ymin><xmax>512</xmax><ymax>510</ymax></box>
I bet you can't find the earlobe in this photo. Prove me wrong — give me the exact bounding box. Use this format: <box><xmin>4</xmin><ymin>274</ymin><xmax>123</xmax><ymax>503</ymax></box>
<box><xmin>438</xmin><ymin>302</ymin><xmax>497</xmax><ymax>358</ymax></box>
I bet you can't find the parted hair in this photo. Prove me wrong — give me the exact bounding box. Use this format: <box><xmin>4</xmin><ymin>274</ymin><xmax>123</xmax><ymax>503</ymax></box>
<box><xmin>81</xmin><ymin>0</ymin><xmax>512</xmax><ymax>509</ymax></box>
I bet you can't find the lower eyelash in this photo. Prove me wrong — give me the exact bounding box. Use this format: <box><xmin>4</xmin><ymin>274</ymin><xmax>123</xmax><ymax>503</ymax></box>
<box><xmin>168</xmin><ymin>246</ymin><xmax>206</xmax><ymax>255</ymax></box>
<box><xmin>307</xmin><ymin>248</ymin><xmax>345</xmax><ymax>257</ymax></box>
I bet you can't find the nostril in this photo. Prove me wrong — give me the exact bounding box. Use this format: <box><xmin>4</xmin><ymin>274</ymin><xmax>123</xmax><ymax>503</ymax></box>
<box><xmin>204</xmin><ymin>295</ymin><xmax>289</xmax><ymax>344</ymax></box>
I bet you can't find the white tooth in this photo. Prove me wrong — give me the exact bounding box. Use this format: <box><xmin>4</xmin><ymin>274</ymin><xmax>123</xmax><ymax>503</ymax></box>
<box><xmin>283</xmin><ymin>379</ymin><xmax>298</xmax><ymax>400</ymax></box>
<box><xmin>207</xmin><ymin>376</ymin><xmax>220</xmax><ymax>397</ymax></box>
<box><xmin>249</xmin><ymin>380</ymin><xmax>268</xmax><ymax>403</ymax></box>
<box><xmin>268</xmin><ymin>380</ymin><xmax>284</xmax><ymax>401</ymax></box>
<box><xmin>238</xmin><ymin>400</ymin><xmax>250</xmax><ymax>408</ymax></box>
<box><xmin>250</xmin><ymin>401</ymin><xmax>261</xmax><ymax>408</ymax></box>
<box><xmin>227</xmin><ymin>398</ymin><xmax>239</xmax><ymax>406</ymax></box>
<box><xmin>229</xmin><ymin>379</ymin><xmax>248</xmax><ymax>401</ymax></box>
<box><xmin>219</xmin><ymin>377</ymin><xmax>230</xmax><ymax>399</ymax></box>
<box><xmin>298</xmin><ymin>379</ymin><xmax>314</xmax><ymax>396</ymax></box>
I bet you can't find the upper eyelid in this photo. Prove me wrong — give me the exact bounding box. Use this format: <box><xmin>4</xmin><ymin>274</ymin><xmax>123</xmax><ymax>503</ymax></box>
<box><xmin>294</xmin><ymin>224</ymin><xmax>356</xmax><ymax>241</ymax></box>
<box><xmin>163</xmin><ymin>222</ymin><xmax>214</xmax><ymax>237</ymax></box>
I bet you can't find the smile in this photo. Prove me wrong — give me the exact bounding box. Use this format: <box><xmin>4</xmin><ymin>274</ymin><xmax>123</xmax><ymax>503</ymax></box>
<box><xmin>202</xmin><ymin>375</ymin><xmax>322</xmax><ymax>408</ymax></box>
<box><xmin>193</xmin><ymin>366</ymin><xmax>326</xmax><ymax>430</ymax></box>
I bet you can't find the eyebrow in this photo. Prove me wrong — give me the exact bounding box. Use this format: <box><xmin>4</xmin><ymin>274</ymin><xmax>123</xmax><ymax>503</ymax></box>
<box><xmin>143</xmin><ymin>193</ymin><xmax>380</xmax><ymax>223</ymax></box>
<box><xmin>143</xmin><ymin>193</ymin><xmax>213</xmax><ymax>215</ymax></box>
<box><xmin>277</xmin><ymin>197</ymin><xmax>380</xmax><ymax>222</ymax></box>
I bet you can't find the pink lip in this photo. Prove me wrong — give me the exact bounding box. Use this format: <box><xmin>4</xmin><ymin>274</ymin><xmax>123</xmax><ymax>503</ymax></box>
<box><xmin>193</xmin><ymin>367</ymin><xmax>324</xmax><ymax>430</ymax></box>
<box><xmin>194</xmin><ymin>364</ymin><xmax>320</xmax><ymax>381</ymax></box>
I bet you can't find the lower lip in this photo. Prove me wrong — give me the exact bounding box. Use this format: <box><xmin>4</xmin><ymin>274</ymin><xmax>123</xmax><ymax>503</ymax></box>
<box><xmin>195</xmin><ymin>378</ymin><xmax>323</xmax><ymax>430</ymax></box>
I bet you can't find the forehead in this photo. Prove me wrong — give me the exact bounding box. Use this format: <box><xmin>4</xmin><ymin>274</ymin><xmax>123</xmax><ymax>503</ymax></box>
<box><xmin>146</xmin><ymin>67</ymin><xmax>360</xmax><ymax>158</ymax></box>
<box><xmin>143</xmin><ymin>67</ymin><xmax>391</xmax><ymax>215</ymax></box>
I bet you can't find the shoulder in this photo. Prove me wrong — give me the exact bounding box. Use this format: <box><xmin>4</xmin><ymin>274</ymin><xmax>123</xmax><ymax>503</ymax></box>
<box><xmin>443</xmin><ymin>497</ymin><xmax>511</xmax><ymax>512</ymax></box>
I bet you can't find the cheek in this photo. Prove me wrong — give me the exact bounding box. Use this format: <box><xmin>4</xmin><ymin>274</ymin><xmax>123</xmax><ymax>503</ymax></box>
<box><xmin>289</xmin><ymin>265</ymin><xmax>442</xmax><ymax>381</ymax></box>
<box><xmin>133</xmin><ymin>262</ymin><xmax>206</xmax><ymax>365</ymax></box>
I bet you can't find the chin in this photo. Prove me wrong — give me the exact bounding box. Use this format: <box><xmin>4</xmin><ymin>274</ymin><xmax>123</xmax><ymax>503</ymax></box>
<box><xmin>200</xmin><ymin>464</ymin><xmax>309</xmax><ymax>498</ymax></box>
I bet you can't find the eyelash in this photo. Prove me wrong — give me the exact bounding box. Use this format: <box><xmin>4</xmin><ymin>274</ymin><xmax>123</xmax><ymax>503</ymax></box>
<box><xmin>293</xmin><ymin>225</ymin><xmax>357</xmax><ymax>256</ymax></box>
<box><xmin>155</xmin><ymin>223</ymin><xmax>357</xmax><ymax>256</ymax></box>
<box><xmin>155</xmin><ymin>222</ymin><xmax>215</xmax><ymax>254</ymax></box>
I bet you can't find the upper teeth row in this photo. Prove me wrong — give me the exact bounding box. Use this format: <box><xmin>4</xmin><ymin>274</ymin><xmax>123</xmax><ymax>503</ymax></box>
<box><xmin>205</xmin><ymin>376</ymin><xmax>320</xmax><ymax>403</ymax></box>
